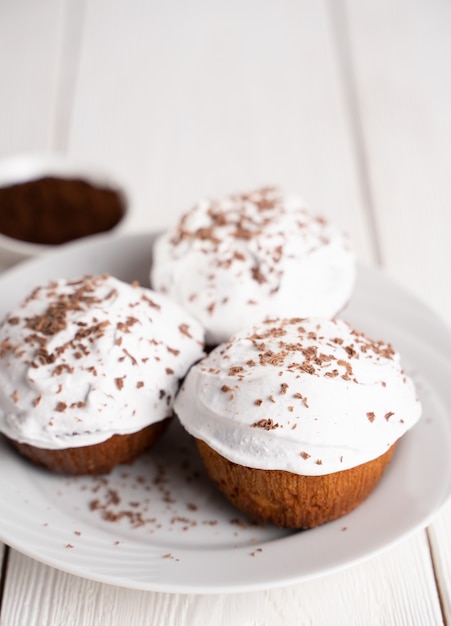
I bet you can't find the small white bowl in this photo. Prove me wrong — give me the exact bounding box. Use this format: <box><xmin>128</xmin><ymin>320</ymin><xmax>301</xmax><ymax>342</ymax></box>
<box><xmin>0</xmin><ymin>153</ymin><xmax>131</xmax><ymax>268</ymax></box>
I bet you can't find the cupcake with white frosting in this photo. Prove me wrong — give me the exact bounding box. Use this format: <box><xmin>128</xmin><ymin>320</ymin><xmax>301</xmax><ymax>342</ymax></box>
<box><xmin>151</xmin><ymin>187</ymin><xmax>356</xmax><ymax>346</ymax></box>
<box><xmin>0</xmin><ymin>274</ymin><xmax>204</xmax><ymax>474</ymax></box>
<box><xmin>174</xmin><ymin>317</ymin><xmax>421</xmax><ymax>528</ymax></box>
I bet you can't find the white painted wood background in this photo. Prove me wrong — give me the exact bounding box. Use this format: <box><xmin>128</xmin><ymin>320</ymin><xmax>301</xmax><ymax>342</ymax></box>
<box><xmin>1</xmin><ymin>0</ymin><xmax>451</xmax><ymax>623</ymax></box>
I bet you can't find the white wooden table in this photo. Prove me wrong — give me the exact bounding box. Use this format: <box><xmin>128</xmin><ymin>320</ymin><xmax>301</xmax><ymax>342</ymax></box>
<box><xmin>1</xmin><ymin>1</ymin><xmax>451</xmax><ymax>623</ymax></box>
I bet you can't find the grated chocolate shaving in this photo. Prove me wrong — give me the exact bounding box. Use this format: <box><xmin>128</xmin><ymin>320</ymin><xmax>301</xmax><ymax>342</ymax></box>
<box><xmin>252</xmin><ymin>418</ymin><xmax>279</xmax><ymax>430</ymax></box>
<box><xmin>115</xmin><ymin>376</ymin><xmax>126</xmax><ymax>390</ymax></box>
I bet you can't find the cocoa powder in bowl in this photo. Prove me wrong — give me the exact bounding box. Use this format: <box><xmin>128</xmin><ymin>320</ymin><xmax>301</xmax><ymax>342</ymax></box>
<box><xmin>0</xmin><ymin>176</ymin><xmax>126</xmax><ymax>245</ymax></box>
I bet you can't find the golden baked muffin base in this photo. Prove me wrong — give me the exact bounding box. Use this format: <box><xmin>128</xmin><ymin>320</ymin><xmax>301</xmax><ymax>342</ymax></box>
<box><xmin>7</xmin><ymin>418</ymin><xmax>170</xmax><ymax>476</ymax></box>
<box><xmin>196</xmin><ymin>439</ymin><xmax>397</xmax><ymax>529</ymax></box>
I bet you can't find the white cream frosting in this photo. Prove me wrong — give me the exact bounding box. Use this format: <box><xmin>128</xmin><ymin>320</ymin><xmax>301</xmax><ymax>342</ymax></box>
<box><xmin>0</xmin><ymin>274</ymin><xmax>204</xmax><ymax>449</ymax></box>
<box><xmin>151</xmin><ymin>187</ymin><xmax>356</xmax><ymax>345</ymax></box>
<box><xmin>174</xmin><ymin>318</ymin><xmax>421</xmax><ymax>476</ymax></box>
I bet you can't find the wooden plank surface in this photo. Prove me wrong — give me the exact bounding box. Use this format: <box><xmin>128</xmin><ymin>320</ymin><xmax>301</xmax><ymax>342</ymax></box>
<box><xmin>428</xmin><ymin>502</ymin><xmax>451</xmax><ymax>624</ymax></box>
<box><xmin>0</xmin><ymin>0</ymin><xmax>64</xmax><ymax>156</ymax></box>
<box><xmin>345</xmin><ymin>0</ymin><xmax>451</xmax><ymax>322</ymax></box>
<box><xmin>0</xmin><ymin>532</ymin><xmax>443</xmax><ymax>626</ymax></box>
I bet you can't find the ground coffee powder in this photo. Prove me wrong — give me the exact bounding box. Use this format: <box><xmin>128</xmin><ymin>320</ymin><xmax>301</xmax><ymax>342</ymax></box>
<box><xmin>0</xmin><ymin>176</ymin><xmax>126</xmax><ymax>245</ymax></box>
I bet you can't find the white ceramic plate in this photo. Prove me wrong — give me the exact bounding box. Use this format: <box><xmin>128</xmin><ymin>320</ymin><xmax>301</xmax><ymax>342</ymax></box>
<box><xmin>0</xmin><ymin>233</ymin><xmax>451</xmax><ymax>594</ymax></box>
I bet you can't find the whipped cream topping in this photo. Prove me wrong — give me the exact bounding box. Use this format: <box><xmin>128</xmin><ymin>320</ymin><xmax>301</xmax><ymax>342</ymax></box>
<box><xmin>151</xmin><ymin>187</ymin><xmax>356</xmax><ymax>345</ymax></box>
<box><xmin>174</xmin><ymin>318</ymin><xmax>421</xmax><ymax>476</ymax></box>
<box><xmin>0</xmin><ymin>274</ymin><xmax>204</xmax><ymax>449</ymax></box>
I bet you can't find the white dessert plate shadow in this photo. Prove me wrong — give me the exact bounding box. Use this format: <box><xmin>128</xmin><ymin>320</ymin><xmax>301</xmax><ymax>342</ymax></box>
<box><xmin>0</xmin><ymin>232</ymin><xmax>450</xmax><ymax>594</ymax></box>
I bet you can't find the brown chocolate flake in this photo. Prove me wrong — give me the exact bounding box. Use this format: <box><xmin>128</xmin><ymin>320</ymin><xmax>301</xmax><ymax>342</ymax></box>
<box><xmin>255</xmin><ymin>398</ymin><xmax>263</xmax><ymax>406</ymax></box>
<box><xmin>74</xmin><ymin>320</ymin><xmax>110</xmax><ymax>340</ymax></box>
<box><xmin>300</xmin><ymin>361</ymin><xmax>316</xmax><ymax>375</ymax></box>
<box><xmin>165</xmin><ymin>367</ymin><xmax>174</xmax><ymax>375</ymax></box>
<box><xmin>0</xmin><ymin>339</ymin><xmax>14</xmax><ymax>358</ymax></box>
<box><xmin>141</xmin><ymin>295</ymin><xmax>161</xmax><ymax>310</ymax></box>
<box><xmin>25</xmin><ymin>306</ymin><xmax>67</xmax><ymax>336</ymax></box>
<box><xmin>228</xmin><ymin>366</ymin><xmax>244</xmax><ymax>376</ymax></box>
<box><xmin>194</xmin><ymin>226</ymin><xmax>220</xmax><ymax>243</ymax></box>
<box><xmin>52</xmin><ymin>364</ymin><xmax>74</xmax><ymax>376</ymax></box>
<box><xmin>221</xmin><ymin>385</ymin><xmax>233</xmax><ymax>393</ymax></box>
<box><xmin>252</xmin><ymin>418</ymin><xmax>279</xmax><ymax>430</ymax></box>
<box><xmin>249</xmin><ymin>549</ymin><xmax>264</xmax><ymax>557</ymax></box>
<box><xmin>367</xmin><ymin>412</ymin><xmax>375</xmax><ymax>423</ymax></box>
<box><xmin>280</xmin><ymin>382</ymin><xmax>289</xmax><ymax>394</ymax></box>
<box><xmin>55</xmin><ymin>401</ymin><xmax>67</xmax><ymax>412</ymax></box>
<box><xmin>116</xmin><ymin>316</ymin><xmax>139</xmax><ymax>334</ymax></box>
<box><xmin>179</xmin><ymin>324</ymin><xmax>192</xmax><ymax>338</ymax></box>
<box><xmin>232</xmin><ymin>227</ymin><xmax>254</xmax><ymax>240</ymax></box>
<box><xmin>251</xmin><ymin>267</ymin><xmax>266</xmax><ymax>284</ymax></box>
<box><xmin>105</xmin><ymin>288</ymin><xmax>118</xmax><ymax>300</ymax></box>
<box><xmin>338</xmin><ymin>359</ymin><xmax>353</xmax><ymax>375</ymax></box>
<box><xmin>33</xmin><ymin>395</ymin><xmax>42</xmax><ymax>407</ymax></box>
<box><xmin>325</xmin><ymin>369</ymin><xmax>339</xmax><ymax>378</ymax></box>
<box><xmin>122</xmin><ymin>348</ymin><xmax>138</xmax><ymax>365</ymax></box>
<box><xmin>259</xmin><ymin>350</ymin><xmax>286</xmax><ymax>367</ymax></box>
<box><xmin>115</xmin><ymin>376</ymin><xmax>126</xmax><ymax>390</ymax></box>
<box><xmin>70</xmin><ymin>401</ymin><xmax>86</xmax><ymax>409</ymax></box>
<box><xmin>294</xmin><ymin>392</ymin><xmax>309</xmax><ymax>408</ymax></box>
<box><xmin>300</xmin><ymin>451</ymin><xmax>311</xmax><ymax>460</ymax></box>
<box><xmin>385</xmin><ymin>411</ymin><xmax>395</xmax><ymax>421</ymax></box>
<box><xmin>345</xmin><ymin>345</ymin><xmax>358</xmax><ymax>358</ymax></box>
<box><xmin>36</xmin><ymin>347</ymin><xmax>56</xmax><ymax>365</ymax></box>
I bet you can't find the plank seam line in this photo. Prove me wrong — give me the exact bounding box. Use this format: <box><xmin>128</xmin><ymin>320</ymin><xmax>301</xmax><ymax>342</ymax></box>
<box><xmin>426</xmin><ymin>528</ymin><xmax>449</xmax><ymax>626</ymax></box>
<box><xmin>326</xmin><ymin>0</ymin><xmax>383</xmax><ymax>266</ymax></box>
<box><xmin>0</xmin><ymin>545</ymin><xmax>11</xmax><ymax>616</ymax></box>
<box><xmin>52</xmin><ymin>0</ymin><xmax>87</xmax><ymax>152</ymax></box>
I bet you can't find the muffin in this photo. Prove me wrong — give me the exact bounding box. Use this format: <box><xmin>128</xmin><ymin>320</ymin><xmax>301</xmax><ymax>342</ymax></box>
<box><xmin>0</xmin><ymin>274</ymin><xmax>204</xmax><ymax>474</ymax></box>
<box><xmin>151</xmin><ymin>186</ymin><xmax>356</xmax><ymax>346</ymax></box>
<box><xmin>174</xmin><ymin>317</ymin><xmax>421</xmax><ymax>528</ymax></box>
